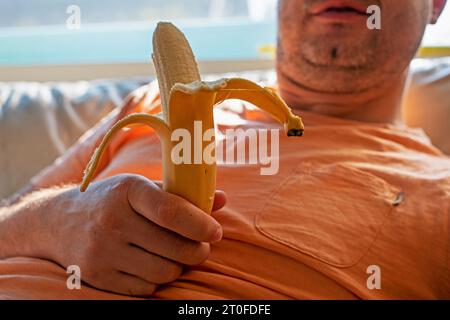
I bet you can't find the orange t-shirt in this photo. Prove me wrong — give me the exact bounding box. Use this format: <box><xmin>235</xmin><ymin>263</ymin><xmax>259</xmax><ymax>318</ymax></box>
<box><xmin>0</xmin><ymin>86</ymin><xmax>449</xmax><ymax>299</ymax></box>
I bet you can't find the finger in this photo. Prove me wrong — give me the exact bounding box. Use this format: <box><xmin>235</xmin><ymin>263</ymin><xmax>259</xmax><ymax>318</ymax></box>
<box><xmin>94</xmin><ymin>271</ymin><xmax>156</xmax><ymax>297</ymax></box>
<box><xmin>113</xmin><ymin>272</ymin><xmax>157</xmax><ymax>297</ymax></box>
<box><xmin>125</xmin><ymin>213</ymin><xmax>211</xmax><ymax>265</ymax></box>
<box><xmin>116</xmin><ymin>244</ymin><xmax>183</xmax><ymax>284</ymax></box>
<box><xmin>127</xmin><ymin>177</ymin><xmax>222</xmax><ymax>242</ymax></box>
<box><xmin>212</xmin><ymin>190</ymin><xmax>227</xmax><ymax>212</ymax></box>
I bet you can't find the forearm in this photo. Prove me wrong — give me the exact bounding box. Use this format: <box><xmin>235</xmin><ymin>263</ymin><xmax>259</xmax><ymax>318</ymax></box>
<box><xmin>0</xmin><ymin>187</ymin><xmax>69</xmax><ymax>260</ymax></box>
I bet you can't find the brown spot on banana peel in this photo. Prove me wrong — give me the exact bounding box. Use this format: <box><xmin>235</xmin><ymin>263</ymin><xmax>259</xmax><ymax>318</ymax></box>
<box><xmin>212</xmin><ymin>78</ymin><xmax>305</xmax><ymax>136</ymax></box>
<box><xmin>288</xmin><ymin>129</ymin><xmax>304</xmax><ymax>137</ymax></box>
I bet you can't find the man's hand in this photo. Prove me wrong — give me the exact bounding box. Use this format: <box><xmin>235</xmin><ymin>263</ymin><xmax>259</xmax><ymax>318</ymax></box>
<box><xmin>0</xmin><ymin>174</ymin><xmax>226</xmax><ymax>297</ymax></box>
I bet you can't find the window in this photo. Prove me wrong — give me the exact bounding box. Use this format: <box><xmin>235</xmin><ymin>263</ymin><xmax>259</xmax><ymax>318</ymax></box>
<box><xmin>0</xmin><ymin>0</ymin><xmax>448</xmax><ymax>68</ymax></box>
<box><xmin>0</xmin><ymin>0</ymin><xmax>277</xmax><ymax>66</ymax></box>
<box><xmin>0</xmin><ymin>0</ymin><xmax>276</xmax><ymax>27</ymax></box>
<box><xmin>422</xmin><ymin>3</ymin><xmax>450</xmax><ymax>47</ymax></box>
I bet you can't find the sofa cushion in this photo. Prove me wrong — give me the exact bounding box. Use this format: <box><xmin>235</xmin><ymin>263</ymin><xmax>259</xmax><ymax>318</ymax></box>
<box><xmin>0</xmin><ymin>78</ymin><xmax>149</xmax><ymax>198</ymax></box>
<box><xmin>403</xmin><ymin>57</ymin><xmax>450</xmax><ymax>155</ymax></box>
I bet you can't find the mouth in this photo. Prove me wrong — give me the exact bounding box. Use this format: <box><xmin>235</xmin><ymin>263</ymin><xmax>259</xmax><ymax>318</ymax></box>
<box><xmin>310</xmin><ymin>0</ymin><xmax>369</xmax><ymax>22</ymax></box>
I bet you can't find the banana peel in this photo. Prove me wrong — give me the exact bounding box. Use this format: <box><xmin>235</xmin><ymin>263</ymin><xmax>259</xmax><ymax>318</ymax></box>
<box><xmin>80</xmin><ymin>22</ymin><xmax>304</xmax><ymax>214</ymax></box>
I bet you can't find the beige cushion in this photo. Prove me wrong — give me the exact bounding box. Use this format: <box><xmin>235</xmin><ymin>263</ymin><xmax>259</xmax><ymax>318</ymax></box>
<box><xmin>0</xmin><ymin>79</ymin><xmax>148</xmax><ymax>199</ymax></box>
<box><xmin>403</xmin><ymin>58</ymin><xmax>450</xmax><ymax>155</ymax></box>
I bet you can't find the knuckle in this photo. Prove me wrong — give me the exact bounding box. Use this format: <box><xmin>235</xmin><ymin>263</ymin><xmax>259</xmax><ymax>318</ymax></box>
<box><xmin>121</xmin><ymin>173</ymin><xmax>147</xmax><ymax>188</ymax></box>
<box><xmin>119</xmin><ymin>173</ymin><xmax>140</xmax><ymax>185</ymax></box>
<box><xmin>107</xmin><ymin>175</ymin><xmax>133</xmax><ymax>194</ymax></box>
<box><xmin>107</xmin><ymin>174</ymin><xmax>144</xmax><ymax>198</ymax></box>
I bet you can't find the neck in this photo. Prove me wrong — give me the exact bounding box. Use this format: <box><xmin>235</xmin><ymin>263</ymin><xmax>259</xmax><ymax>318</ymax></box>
<box><xmin>277</xmin><ymin>69</ymin><xmax>408</xmax><ymax>125</ymax></box>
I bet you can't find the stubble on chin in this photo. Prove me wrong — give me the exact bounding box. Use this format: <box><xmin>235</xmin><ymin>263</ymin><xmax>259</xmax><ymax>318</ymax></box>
<box><xmin>278</xmin><ymin>31</ymin><xmax>387</xmax><ymax>93</ymax></box>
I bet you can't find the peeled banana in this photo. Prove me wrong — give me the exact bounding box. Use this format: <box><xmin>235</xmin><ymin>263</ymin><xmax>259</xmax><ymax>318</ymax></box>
<box><xmin>80</xmin><ymin>22</ymin><xmax>304</xmax><ymax>214</ymax></box>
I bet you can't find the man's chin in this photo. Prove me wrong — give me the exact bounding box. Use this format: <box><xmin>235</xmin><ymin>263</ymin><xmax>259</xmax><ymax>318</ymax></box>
<box><xmin>289</xmin><ymin>62</ymin><xmax>378</xmax><ymax>94</ymax></box>
<box><xmin>300</xmin><ymin>46</ymin><xmax>375</xmax><ymax>70</ymax></box>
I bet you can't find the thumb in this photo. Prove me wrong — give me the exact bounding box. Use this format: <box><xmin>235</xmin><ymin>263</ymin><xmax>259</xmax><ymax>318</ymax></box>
<box><xmin>212</xmin><ymin>190</ymin><xmax>227</xmax><ymax>212</ymax></box>
<box><xmin>154</xmin><ymin>181</ymin><xmax>227</xmax><ymax>212</ymax></box>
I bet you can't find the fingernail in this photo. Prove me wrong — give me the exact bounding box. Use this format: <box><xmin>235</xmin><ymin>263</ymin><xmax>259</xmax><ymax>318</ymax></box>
<box><xmin>211</xmin><ymin>226</ymin><xmax>223</xmax><ymax>243</ymax></box>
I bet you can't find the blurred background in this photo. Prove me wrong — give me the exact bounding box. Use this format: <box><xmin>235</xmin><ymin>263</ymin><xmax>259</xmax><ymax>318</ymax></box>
<box><xmin>0</xmin><ymin>0</ymin><xmax>449</xmax><ymax>81</ymax></box>
<box><xmin>0</xmin><ymin>0</ymin><xmax>278</xmax><ymax>80</ymax></box>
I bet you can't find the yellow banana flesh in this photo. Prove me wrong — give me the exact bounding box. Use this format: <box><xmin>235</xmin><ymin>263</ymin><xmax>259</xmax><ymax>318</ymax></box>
<box><xmin>80</xmin><ymin>22</ymin><xmax>304</xmax><ymax>214</ymax></box>
<box><xmin>152</xmin><ymin>21</ymin><xmax>201</xmax><ymax>122</ymax></box>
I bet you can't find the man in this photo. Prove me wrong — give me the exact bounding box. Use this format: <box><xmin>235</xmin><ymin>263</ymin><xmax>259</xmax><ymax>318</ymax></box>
<box><xmin>0</xmin><ymin>0</ymin><xmax>448</xmax><ymax>299</ymax></box>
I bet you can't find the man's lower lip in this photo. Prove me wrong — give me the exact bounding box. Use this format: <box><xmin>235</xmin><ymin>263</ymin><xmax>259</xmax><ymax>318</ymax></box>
<box><xmin>312</xmin><ymin>11</ymin><xmax>367</xmax><ymax>22</ymax></box>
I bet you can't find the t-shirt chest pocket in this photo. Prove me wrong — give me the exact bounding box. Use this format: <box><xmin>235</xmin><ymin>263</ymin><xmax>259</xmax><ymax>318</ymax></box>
<box><xmin>255</xmin><ymin>163</ymin><xmax>401</xmax><ymax>267</ymax></box>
